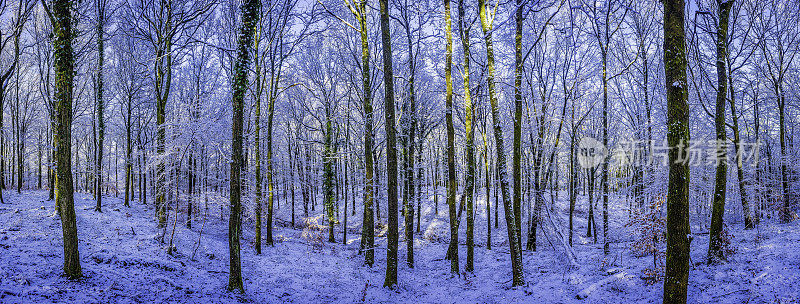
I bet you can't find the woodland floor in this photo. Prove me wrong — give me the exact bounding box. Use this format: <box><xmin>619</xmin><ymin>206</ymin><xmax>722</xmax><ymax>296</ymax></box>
<box><xmin>0</xmin><ymin>189</ymin><xmax>798</xmax><ymax>303</ymax></box>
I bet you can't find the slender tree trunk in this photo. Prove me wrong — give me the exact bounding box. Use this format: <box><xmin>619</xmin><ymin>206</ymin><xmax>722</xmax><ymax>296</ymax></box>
<box><xmin>379</xmin><ymin>0</ymin><xmax>399</xmax><ymax>288</ymax></box>
<box><xmin>264</xmin><ymin>25</ymin><xmax>281</xmax><ymax>247</ymax></box>
<box><xmin>569</xmin><ymin>131</ymin><xmax>576</xmax><ymax>246</ymax></box>
<box><xmin>37</xmin><ymin>132</ymin><xmax>42</xmax><ymax>189</ymax></box>
<box><xmin>601</xmin><ymin>48</ymin><xmax>610</xmax><ymax>255</ymax></box>
<box><xmin>511</xmin><ymin>0</ymin><xmax>524</xmax><ymax>256</ymax></box>
<box><xmin>254</xmin><ymin>24</ymin><xmax>263</xmax><ymax>253</ymax></box>
<box><xmin>154</xmin><ymin>10</ymin><xmax>173</xmax><ymax>228</ymax></box>
<box><xmin>95</xmin><ymin>0</ymin><xmax>106</xmax><ymax>212</ymax></box>
<box><xmin>416</xmin><ymin>139</ymin><xmax>423</xmax><ymax>233</ymax></box>
<box><xmin>443</xmin><ymin>0</ymin><xmax>459</xmax><ymax>274</ymax></box>
<box><xmin>401</xmin><ymin>11</ymin><xmax>417</xmax><ymax>267</ymax></box>
<box><xmin>124</xmin><ymin>98</ymin><xmax>132</xmax><ymax>207</ymax></box>
<box><xmin>479</xmin><ymin>0</ymin><xmax>524</xmax><ymax>286</ymax></box>
<box><xmin>457</xmin><ymin>0</ymin><xmax>476</xmax><ymax>272</ymax></box>
<box><xmin>354</xmin><ymin>0</ymin><xmax>375</xmax><ymax>267</ymax></box>
<box><xmin>484</xmin><ymin>144</ymin><xmax>491</xmax><ymax>250</ymax></box>
<box><xmin>433</xmin><ymin>147</ymin><xmax>439</xmax><ymax>216</ymax></box>
<box><xmin>343</xmin><ymin>126</ymin><xmax>350</xmax><ymax>243</ymax></box>
<box><xmin>708</xmin><ymin>0</ymin><xmax>732</xmax><ymax>263</ymax></box>
<box><xmin>754</xmin><ymin>93</ymin><xmax>762</xmax><ymax>224</ymax></box>
<box><xmin>728</xmin><ymin>86</ymin><xmax>752</xmax><ymax>229</ymax></box>
<box><xmin>288</xmin><ymin>121</ymin><xmax>296</xmax><ymax>227</ymax></box>
<box><xmin>778</xmin><ymin>87</ymin><xmax>789</xmax><ymax>222</ymax></box>
<box><xmin>324</xmin><ymin>110</ymin><xmax>335</xmax><ymax>242</ymax></box>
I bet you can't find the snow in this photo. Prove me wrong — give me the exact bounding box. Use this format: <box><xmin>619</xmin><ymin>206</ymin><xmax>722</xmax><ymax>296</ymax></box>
<box><xmin>0</xmin><ymin>190</ymin><xmax>798</xmax><ymax>303</ymax></box>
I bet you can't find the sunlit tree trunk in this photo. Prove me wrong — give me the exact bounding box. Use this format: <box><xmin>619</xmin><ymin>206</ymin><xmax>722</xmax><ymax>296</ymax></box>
<box><xmin>351</xmin><ymin>0</ymin><xmax>375</xmax><ymax>267</ymax></box>
<box><xmin>479</xmin><ymin>0</ymin><xmax>524</xmax><ymax>286</ymax></box>
<box><xmin>443</xmin><ymin>0</ymin><xmax>459</xmax><ymax>274</ymax></box>
<box><xmin>457</xmin><ymin>0</ymin><xmax>476</xmax><ymax>272</ymax></box>
<box><xmin>324</xmin><ymin>108</ymin><xmax>335</xmax><ymax>242</ymax></box>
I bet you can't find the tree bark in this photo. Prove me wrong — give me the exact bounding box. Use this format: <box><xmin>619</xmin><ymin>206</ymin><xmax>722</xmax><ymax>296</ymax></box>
<box><xmin>378</xmin><ymin>0</ymin><xmax>398</xmax><ymax>288</ymax></box>
<box><xmin>443</xmin><ymin>0</ymin><xmax>459</xmax><ymax>274</ymax></box>
<box><xmin>228</xmin><ymin>0</ymin><xmax>259</xmax><ymax>292</ymax></box>
<box><xmin>53</xmin><ymin>0</ymin><xmax>81</xmax><ymax>279</ymax></box>
<box><xmin>254</xmin><ymin>22</ymin><xmax>263</xmax><ymax>254</ymax></box>
<box><xmin>479</xmin><ymin>0</ymin><xmax>524</xmax><ymax>286</ymax></box>
<box><xmin>511</xmin><ymin>0</ymin><xmax>524</xmax><ymax>256</ymax></box>
<box><xmin>457</xmin><ymin>0</ymin><xmax>476</xmax><ymax>272</ymax></box>
<box><xmin>353</xmin><ymin>0</ymin><xmax>375</xmax><ymax>267</ymax></box>
<box><xmin>708</xmin><ymin>0</ymin><xmax>732</xmax><ymax>263</ymax></box>
<box><xmin>379</xmin><ymin>0</ymin><xmax>399</xmax><ymax>288</ymax></box>
<box><xmin>663</xmin><ymin>0</ymin><xmax>691</xmax><ymax>302</ymax></box>
<box><xmin>94</xmin><ymin>0</ymin><xmax>106</xmax><ymax>212</ymax></box>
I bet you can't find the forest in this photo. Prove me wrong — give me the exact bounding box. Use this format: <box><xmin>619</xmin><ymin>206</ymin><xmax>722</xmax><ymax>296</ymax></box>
<box><xmin>0</xmin><ymin>0</ymin><xmax>798</xmax><ymax>302</ymax></box>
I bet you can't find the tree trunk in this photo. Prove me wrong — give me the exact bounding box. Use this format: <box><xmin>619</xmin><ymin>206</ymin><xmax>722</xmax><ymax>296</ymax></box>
<box><xmin>254</xmin><ymin>24</ymin><xmax>263</xmax><ymax>254</ymax></box>
<box><xmin>511</xmin><ymin>0</ymin><xmax>524</xmax><ymax>257</ymax></box>
<box><xmin>343</xmin><ymin>125</ymin><xmax>350</xmax><ymax>243</ymax></box>
<box><xmin>53</xmin><ymin>0</ymin><xmax>81</xmax><ymax>279</ymax></box>
<box><xmin>663</xmin><ymin>0</ymin><xmax>691</xmax><ymax>301</ymax></box>
<box><xmin>601</xmin><ymin>48</ymin><xmax>610</xmax><ymax>256</ymax></box>
<box><xmin>400</xmin><ymin>6</ymin><xmax>418</xmax><ymax>267</ymax></box>
<box><xmin>354</xmin><ymin>0</ymin><xmax>375</xmax><ymax>267</ymax></box>
<box><xmin>124</xmin><ymin>97</ymin><xmax>132</xmax><ymax>207</ymax></box>
<box><xmin>95</xmin><ymin>0</ymin><xmax>106</xmax><ymax>213</ymax></box>
<box><xmin>457</xmin><ymin>0</ymin><xmax>476</xmax><ymax>272</ymax></box>
<box><xmin>154</xmin><ymin>8</ymin><xmax>173</xmax><ymax>229</ymax></box>
<box><xmin>324</xmin><ymin>110</ymin><xmax>335</xmax><ymax>242</ymax></box>
<box><xmin>728</xmin><ymin>85</ymin><xmax>752</xmax><ymax>229</ymax></box>
<box><xmin>778</xmin><ymin>85</ymin><xmax>789</xmax><ymax>222</ymax></box>
<box><xmin>228</xmin><ymin>0</ymin><xmax>259</xmax><ymax>292</ymax></box>
<box><xmin>708</xmin><ymin>0</ymin><xmax>732</xmax><ymax>263</ymax></box>
<box><xmin>443</xmin><ymin>0</ymin><xmax>459</xmax><ymax>274</ymax></box>
<box><xmin>379</xmin><ymin>0</ymin><xmax>399</xmax><ymax>288</ymax></box>
<box><xmin>479</xmin><ymin>0</ymin><xmax>524</xmax><ymax>286</ymax></box>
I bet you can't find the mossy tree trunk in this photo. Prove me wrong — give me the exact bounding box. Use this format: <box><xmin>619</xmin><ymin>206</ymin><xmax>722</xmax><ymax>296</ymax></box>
<box><xmin>479</xmin><ymin>0</ymin><xmax>524</xmax><ymax>286</ymax></box>
<box><xmin>228</xmin><ymin>0</ymin><xmax>259</xmax><ymax>293</ymax></box>
<box><xmin>663</xmin><ymin>0</ymin><xmax>691</xmax><ymax>302</ymax></box>
<box><xmin>345</xmin><ymin>0</ymin><xmax>375</xmax><ymax>267</ymax></box>
<box><xmin>52</xmin><ymin>0</ymin><xmax>81</xmax><ymax>280</ymax></box>
<box><xmin>324</xmin><ymin>108</ymin><xmax>336</xmax><ymax>242</ymax></box>
<box><xmin>443</xmin><ymin>0</ymin><xmax>459</xmax><ymax>274</ymax></box>
<box><xmin>457</xmin><ymin>0</ymin><xmax>475</xmax><ymax>273</ymax></box>
<box><xmin>511</xmin><ymin>0</ymin><xmax>523</xmax><ymax>256</ymax></box>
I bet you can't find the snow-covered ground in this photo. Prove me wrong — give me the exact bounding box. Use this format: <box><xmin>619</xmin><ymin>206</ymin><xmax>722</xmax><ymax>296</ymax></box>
<box><xmin>0</xmin><ymin>190</ymin><xmax>798</xmax><ymax>303</ymax></box>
